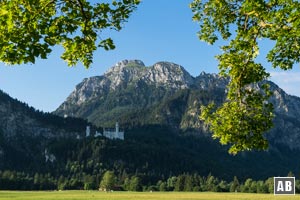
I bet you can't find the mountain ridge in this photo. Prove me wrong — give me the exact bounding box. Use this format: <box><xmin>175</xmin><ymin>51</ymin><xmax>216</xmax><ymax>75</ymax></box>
<box><xmin>54</xmin><ymin>59</ymin><xmax>228</xmax><ymax>123</ymax></box>
<box><xmin>1</xmin><ymin>59</ymin><xmax>300</xmax><ymax>184</ymax></box>
<box><xmin>54</xmin><ymin>59</ymin><xmax>300</xmax><ymax>151</ymax></box>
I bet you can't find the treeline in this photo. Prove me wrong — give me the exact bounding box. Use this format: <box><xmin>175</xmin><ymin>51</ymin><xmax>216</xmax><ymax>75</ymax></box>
<box><xmin>1</xmin><ymin>170</ymin><xmax>299</xmax><ymax>193</ymax></box>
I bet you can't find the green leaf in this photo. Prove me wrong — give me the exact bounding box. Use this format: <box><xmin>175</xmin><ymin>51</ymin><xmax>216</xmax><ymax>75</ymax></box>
<box><xmin>190</xmin><ymin>0</ymin><xmax>299</xmax><ymax>154</ymax></box>
<box><xmin>0</xmin><ymin>0</ymin><xmax>140</xmax><ymax>68</ymax></box>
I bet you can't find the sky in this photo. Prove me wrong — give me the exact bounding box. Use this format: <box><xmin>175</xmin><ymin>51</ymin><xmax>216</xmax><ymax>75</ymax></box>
<box><xmin>1</xmin><ymin>0</ymin><xmax>300</xmax><ymax>112</ymax></box>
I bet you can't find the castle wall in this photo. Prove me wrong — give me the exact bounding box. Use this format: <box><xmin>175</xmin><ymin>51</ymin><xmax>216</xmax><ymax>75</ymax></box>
<box><xmin>103</xmin><ymin>130</ymin><xmax>124</xmax><ymax>140</ymax></box>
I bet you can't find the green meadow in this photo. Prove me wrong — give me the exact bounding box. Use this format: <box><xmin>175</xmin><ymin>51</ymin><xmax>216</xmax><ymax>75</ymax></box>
<box><xmin>0</xmin><ymin>191</ymin><xmax>299</xmax><ymax>200</ymax></box>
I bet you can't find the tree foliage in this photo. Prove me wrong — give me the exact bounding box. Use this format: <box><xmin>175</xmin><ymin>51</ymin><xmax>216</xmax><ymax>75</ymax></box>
<box><xmin>99</xmin><ymin>170</ymin><xmax>115</xmax><ymax>191</ymax></box>
<box><xmin>190</xmin><ymin>0</ymin><xmax>300</xmax><ymax>154</ymax></box>
<box><xmin>0</xmin><ymin>0</ymin><xmax>140</xmax><ymax>68</ymax></box>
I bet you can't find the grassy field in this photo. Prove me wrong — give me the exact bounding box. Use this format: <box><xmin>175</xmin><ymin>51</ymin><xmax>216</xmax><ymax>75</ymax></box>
<box><xmin>0</xmin><ymin>191</ymin><xmax>300</xmax><ymax>200</ymax></box>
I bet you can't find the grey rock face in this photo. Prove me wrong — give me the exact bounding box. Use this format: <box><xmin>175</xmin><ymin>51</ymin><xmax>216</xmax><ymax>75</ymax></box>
<box><xmin>65</xmin><ymin>76</ymin><xmax>109</xmax><ymax>106</ymax></box>
<box><xmin>143</xmin><ymin>62</ymin><xmax>194</xmax><ymax>89</ymax></box>
<box><xmin>56</xmin><ymin>60</ymin><xmax>196</xmax><ymax>112</ymax></box>
<box><xmin>195</xmin><ymin>72</ymin><xmax>228</xmax><ymax>89</ymax></box>
<box><xmin>104</xmin><ymin>59</ymin><xmax>146</xmax><ymax>90</ymax></box>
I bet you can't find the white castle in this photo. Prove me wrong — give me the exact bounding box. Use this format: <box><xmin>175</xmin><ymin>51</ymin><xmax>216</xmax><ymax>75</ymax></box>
<box><xmin>103</xmin><ymin>122</ymin><xmax>124</xmax><ymax>140</ymax></box>
<box><xmin>85</xmin><ymin>122</ymin><xmax>124</xmax><ymax>140</ymax></box>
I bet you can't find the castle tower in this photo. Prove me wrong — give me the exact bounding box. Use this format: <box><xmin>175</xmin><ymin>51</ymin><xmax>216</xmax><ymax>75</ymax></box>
<box><xmin>116</xmin><ymin>122</ymin><xmax>119</xmax><ymax>133</ymax></box>
<box><xmin>86</xmin><ymin>126</ymin><xmax>90</xmax><ymax>137</ymax></box>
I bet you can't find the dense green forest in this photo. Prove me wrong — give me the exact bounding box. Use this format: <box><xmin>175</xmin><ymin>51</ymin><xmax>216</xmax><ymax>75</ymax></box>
<box><xmin>1</xmin><ymin>125</ymin><xmax>300</xmax><ymax>191</ymax></box>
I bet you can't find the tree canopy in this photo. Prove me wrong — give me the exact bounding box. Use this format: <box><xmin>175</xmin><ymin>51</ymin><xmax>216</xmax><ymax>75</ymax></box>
<box><xmin>190</xmin><ymin>0</ymin><xmax>300</xmax><ymax>154</ymax></box>
<box><xmin>0</xmin><ymin>0</ymin><xmax>140</xmax><ymax>68</ymax></box>
<box><xmin>99</xmin><ymin>170</ymin><xmax>116</xmax><ymax>191</ymax></box>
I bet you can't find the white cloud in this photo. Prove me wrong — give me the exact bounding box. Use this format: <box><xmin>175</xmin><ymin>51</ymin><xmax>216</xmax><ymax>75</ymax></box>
<box><xmin>269</xmin><ymin>71</ymin><xmax>300</xmax><ymax>97</ymax></box>
<box><xmin>270</xmin><ymin>71</ymin><xmax>300</xmax><ymax>83</ymax></box>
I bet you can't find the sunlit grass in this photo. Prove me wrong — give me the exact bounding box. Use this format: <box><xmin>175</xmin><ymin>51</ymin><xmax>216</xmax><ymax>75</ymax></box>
<box><xmin>0</xmin><ymin>191</ymin><xmax>299</xmax><ymax>200</ymax></box>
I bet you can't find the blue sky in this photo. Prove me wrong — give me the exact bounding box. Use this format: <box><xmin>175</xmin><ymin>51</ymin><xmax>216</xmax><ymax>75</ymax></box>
<box><xmin>1</xmin><ymin>0</ymin><xmax>300</xmax><ymax>112</ymax></box>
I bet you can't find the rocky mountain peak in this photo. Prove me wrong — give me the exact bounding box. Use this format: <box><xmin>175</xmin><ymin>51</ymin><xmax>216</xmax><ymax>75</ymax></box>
<box><xmin>102</xmin><ymin>59</ymin><xmax>147</xmax><ymax>90</ymax></box>
<box><xmin>104</xmin><ymin>60</ymin><xmax>195</xmax><ymax>89</ymax></box>
<box><xmin>195</xmin><ymin>72</ymin><xmax>228</xmax><ymax>90</ymax></box>
<box><xmin>55</xmin><ymin>60</ymin><xmax>197</xmax><ymax>115</ymax></box>
<box><xmin>267</xmin><ymin>81</ymin><xmax>300</xmax><ymax>118</ymax></box>
<box><xmin>105</xmin><ymin>59</ymin><xmax>145</xmax><ymax>74</ymax></box>
<box><xmin>118</xmin><ymin>59</ymin><xmax>145</xmax><ymax>67</ymax></box>
<box><xmin>144</xmin><ymin>61</ymin><xmax>194</xmax><ymax>89</ymax></box>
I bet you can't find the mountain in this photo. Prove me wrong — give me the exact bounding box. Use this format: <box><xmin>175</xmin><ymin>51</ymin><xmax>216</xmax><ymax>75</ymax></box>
<box><xmin>0</xmin><ymin>90</ymin><xmax>89</xmax><ymax>171</ymax></box>
<box><xmin>52</xmin><ymin>59</ymin><xmax>300</xmax><ymax>181</ymax></box>
<box><xmin>54</xmin><ymin>60</ymin><xmax>227</xmax><ymax>129</ymax></box>
<box><xmin>2</xmin><ymin>59</ymin><xmax>300</xmax><ymax>190</ymax></box>
<box><xmin>55</xmin><ymin>59</ymin><xmax>300</xmax><ymax>151</ymax></box>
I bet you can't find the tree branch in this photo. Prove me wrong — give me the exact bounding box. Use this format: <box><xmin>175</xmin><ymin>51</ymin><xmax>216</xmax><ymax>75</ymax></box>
<box><xmin>76</xmin><ymin>0</ymin><xmax>90</xmax><ymax>34</ymax></box>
